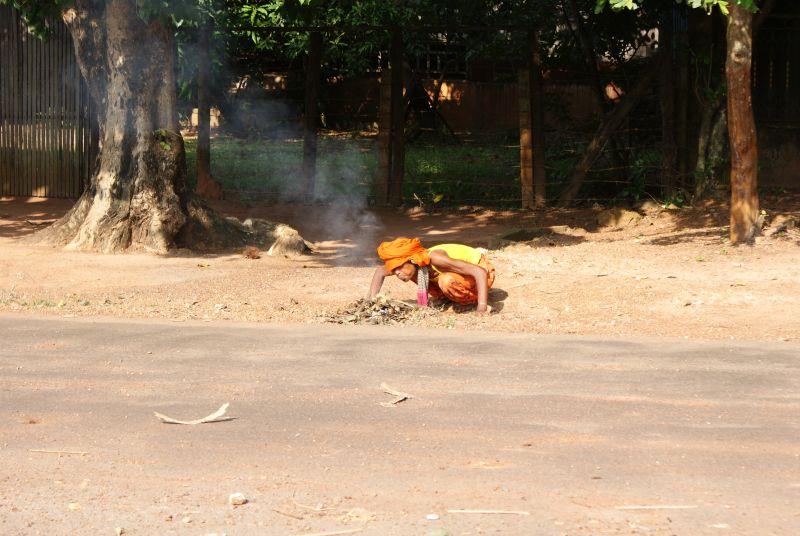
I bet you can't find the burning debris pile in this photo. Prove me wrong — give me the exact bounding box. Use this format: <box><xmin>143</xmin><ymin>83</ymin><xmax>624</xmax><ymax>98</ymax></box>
<box><xmin>328</xmin><ymin>296</ymin><xmax>418</xmax><ymax>325</ymax></box>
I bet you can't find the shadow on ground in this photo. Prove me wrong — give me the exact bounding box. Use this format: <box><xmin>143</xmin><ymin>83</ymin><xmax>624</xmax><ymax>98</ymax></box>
<box><xmin>0</xmin><ymin>197</ymin><xmax>73</xmax><ymax>239</ymax></box>
<box><xmin>4</xmin><ymin>193</ymin><xmax>799</xmax><ymax>264</ymax></box>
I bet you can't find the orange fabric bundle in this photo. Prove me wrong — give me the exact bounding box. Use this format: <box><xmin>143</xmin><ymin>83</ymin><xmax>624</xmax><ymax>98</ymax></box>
<box><xmin>377</xmin><ymin>237</ymin><xmax>431</xmax><ymax>272</ymax></box>
<box><xmin>428</xmin><ymin>256</ymin><xmax>495</xmax><ymax>305</ymax></box>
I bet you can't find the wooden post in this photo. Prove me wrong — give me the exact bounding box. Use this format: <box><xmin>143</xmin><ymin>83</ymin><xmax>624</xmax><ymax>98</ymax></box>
<box><xmin>302</xmin><ymin>31</ymin><xmax>322</xmax><ymax>201</ymax></box>
<box><xmin>519</xmin><ymin>30</ymin><xmax>548</xmax><ymax>210</ymax></box>
<box><xmin>726</xmin><ymin>5</ymin><xmax>759</xmax><ymax>244</ymax></box>
<box><xmin>518</xmin><ymin>68</ymin><xmax>534</xmax><ymax>209</ymax></box>
<box><xmin>375</xmin><ymin>71</ymin><xmax>392</xmax><ymax>206</ymax></box>
<box><xmin>660</xmin><ymin>13</ymin><xmax>678</xmax><ymax>195</ymax></box>
<box><xmin>675</xmin><ymin>25</ymin><xmax>690</xmax><ymax>185</ymax></box>
<box><xmin>388</xmin><ymin>28</ymin><xmax>405</xmax><ymax>207</ymax></box>
<box><xmin>195</xmin><ymin>21</ymin><xmax>222</xmax><ymax>200</ymax></box>
<box><xmin>530</xmin><ymin>32</ymin><xmax>547</xmax><ymax>208</ymax></box>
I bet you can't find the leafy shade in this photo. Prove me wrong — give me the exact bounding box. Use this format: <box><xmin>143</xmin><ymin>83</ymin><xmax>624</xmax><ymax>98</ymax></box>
<box><xmin>0</xmin><ymin>0</ymin><xmax>209</xmax><ymax>36</ymax></box>
<box><xmin>596</xmin><ymin>0</ymin><xmax>759</xmax><ymax>14</ymax></box>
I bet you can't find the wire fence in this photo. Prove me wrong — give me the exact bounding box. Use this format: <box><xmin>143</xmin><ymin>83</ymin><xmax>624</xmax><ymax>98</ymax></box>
<box><xmin>184</xmin><ymin>27</ymin><xmax>677</xmax><ymax>208</ymax></box>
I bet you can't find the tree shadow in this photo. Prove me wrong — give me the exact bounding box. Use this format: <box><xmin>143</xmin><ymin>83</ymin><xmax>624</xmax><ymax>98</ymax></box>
<box><xmin>6</xmin><ymin>193</ymin><xmax>797</xmax><ymax>260</ymax></box>
<box><xmin>496</xmin><ymin>227</ymin><xmax>587</xmax><ymax>248</ymax></box>
<box><xmin>646</xmin><ymin>228</ymin><xmax>727</xmax><ymax>246</ymax></box>
<box><xmin>0</xmin><ymin>197</ymin><xmax>73</xmax><ymax>239</ymax></box>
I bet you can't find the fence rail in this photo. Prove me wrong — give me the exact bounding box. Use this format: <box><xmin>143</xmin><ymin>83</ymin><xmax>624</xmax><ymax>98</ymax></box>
<box><xmin>0</xmin><ymin>6</ymin><xmax>93</xmax><ymax>198</ymax></box>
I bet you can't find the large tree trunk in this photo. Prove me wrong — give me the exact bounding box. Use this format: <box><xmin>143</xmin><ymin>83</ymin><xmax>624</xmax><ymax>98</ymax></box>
<box><xmin>195</xmin><ymin>20</ymin><xmax>223</xmax><ymax>200</ymax></box>
<box><xmin>32</xmin><ymin>0</ymin><xmax>243</xmax><ymax>253</ymax></box>
<box><xmin>726</xmin><ymin>5</ymin><xmax>759</xmax><ymax>244</ymax></box>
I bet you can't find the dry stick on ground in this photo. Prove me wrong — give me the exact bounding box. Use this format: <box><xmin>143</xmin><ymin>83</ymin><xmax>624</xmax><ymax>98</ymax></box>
<box><xmin>447</xmin><ymin>509</ymin><xmax>531</xmax><ymax>515</ymax></box>
<box><xmin>272</xmin><ymin>509</ymin><xmax>305</xmax><ymax>520</ymax></box>
<box><xmin>26</xmin><ymin>219</ymin><xmax>56</xmax><ymax>226</ymax></box>
<box><xmin>380</xmin><ymin>383</ymin><xmax>413</xmax><ymax>407</ymax></box>
<box><xmin>29</xmin><ymin>449</ymin><xmax>88</xmax><ymax>456</ymax></box>
<box><xmin>153</xmin><ymin>402</ymin><xmax>233</xmax><ymax>425</ymax></box>
<box><xmin>557</xmin><ymin>54</ymin><xmax>664</xmax><ymax>207</ymax></box>
<box><xmin>615</xmin><ymin>505</ymin><xmax>698</xmax><ymax>511</ymax></box>
<box><xmin>293</xmin><ymin>528</ymin><xmax>364</xmax><ymax>536</ymax></box>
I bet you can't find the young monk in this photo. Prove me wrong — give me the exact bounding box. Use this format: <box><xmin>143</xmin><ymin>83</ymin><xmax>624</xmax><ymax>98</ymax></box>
<box><xmin>369</xmin><ymin>237</ymin><xmax>496</xmax><ymax>314</ymax></box>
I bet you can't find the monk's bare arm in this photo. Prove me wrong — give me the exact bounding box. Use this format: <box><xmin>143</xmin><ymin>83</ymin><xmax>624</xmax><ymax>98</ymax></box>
<box><xmin>429</xmin><ymin>251</ymin><xmax>489</xmax><ymax>312</ymax></box>
<box><xmin>369</xmin><ymin>266</ymin><xmax>391</xmax><ymax>298</ymax></box>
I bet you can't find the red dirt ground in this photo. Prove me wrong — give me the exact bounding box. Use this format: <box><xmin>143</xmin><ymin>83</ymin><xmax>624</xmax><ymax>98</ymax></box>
<box><xmin>1</xmin><ymin>194</ymin><xmax>798</xmax><ymax>341</ymax></box>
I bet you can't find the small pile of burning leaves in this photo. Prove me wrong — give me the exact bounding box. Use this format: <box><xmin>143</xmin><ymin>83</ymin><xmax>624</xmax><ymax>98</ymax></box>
<box><xmin>328</xmin><ymin>296</ymin><xmax>417</xmax><ymax>325</ymax></box>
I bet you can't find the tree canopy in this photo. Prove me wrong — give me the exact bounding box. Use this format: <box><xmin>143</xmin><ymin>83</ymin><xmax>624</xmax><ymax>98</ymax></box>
<box><xmin>596</xmin><ymin>0</ymin><xmax>758</xmax><ymax>13</ymax></box>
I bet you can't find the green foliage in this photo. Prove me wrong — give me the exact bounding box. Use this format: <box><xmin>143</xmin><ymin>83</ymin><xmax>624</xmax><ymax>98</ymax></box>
<box><xmin>616</xmin><ymin>149</ymin><xmax>661</xmax><ymax>202</ymax></box>
<box><xmin>596</xmin><ymin>0</ymin><xmax>759</xmax><ymax>14</ymax></box>
<box><xmin>663</xmin><ymin>189</ymin><xmax>688</xmax><ymax>207</ymax></box>
<box><xmin>0</xmin><ymin>0</ymin><xmax>70</xmax><ymax>36</ymax></box>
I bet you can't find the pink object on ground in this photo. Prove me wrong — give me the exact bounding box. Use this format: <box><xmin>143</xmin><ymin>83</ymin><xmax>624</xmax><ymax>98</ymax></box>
<box><xmin>417</xmin><ymin>290</ymin><xmax>429</xmax><ymax>307</ymax></box>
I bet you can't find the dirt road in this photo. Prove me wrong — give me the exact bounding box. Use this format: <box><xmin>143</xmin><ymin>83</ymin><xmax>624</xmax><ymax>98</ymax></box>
<box><xmin>2</xmin><ymin>315</ymin><xmax>798</xmax><ymax>535</ymax></box>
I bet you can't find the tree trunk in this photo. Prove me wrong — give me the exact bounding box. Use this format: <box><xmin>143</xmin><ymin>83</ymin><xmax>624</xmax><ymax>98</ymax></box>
<box><xmin>519</xmin><ymin>30</ymin><xmax>547</xmax><ymax>209</ymax></box>
<box><xmin>32</xmin><ymin>0</ymin><xmax>242</xmax><ymax>253</ymax></box>
<box><xmin>660</xmin><ymin>15</ymin><xmax>678</xmax><ymax>195</ymax></box>
<box><xmin>518</xmin><ymin>69</ymin><xmax>534</xmax><ymax>208</ymax></box>
<box><xmin>302</xmin><ymin>31</ymin><xmax>322</xmax><ymax>201</ymax></box>
<box><xmin>388</xmin><ymin>29</ymin><xmax>406</xmax><ymax>206</ymax></box>
<box><xmin>693</xmin><ymin>97</ymin><xmax>726</xmax><ymax>200</ymax></box>
<box><xmin>726</xmin><ymin>5</ymin><xmax>759</xmax><ymax>244</ymax></box>
<box><xmin>375</xmin><ymin>72</ymin><xmax>392</xmax><ymax>206</ymax></box>
<box><xmin>557</xmin><ymin>55</ymin><xmax>662</xmax><ymax>206</ymax></box>
<box><xmin>675</xmin><ymin>25</ymin><xmax>690</xmax><ymax>183</ymax></box>
<box><xmin>195</xmin><ymin>20</ymin><xmax>223</xmax><ymax>200</ymax></box>
<box><xmin>530</xmin><ymin>31</ymin><xmax>547</xmax><ymax>209</ymax></box>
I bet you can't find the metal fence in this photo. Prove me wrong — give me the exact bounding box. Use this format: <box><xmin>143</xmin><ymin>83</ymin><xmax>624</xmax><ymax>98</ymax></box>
<box><xmin>183</xmin><ymin>24</ymin><xmax>667</xmax><ymax>208</ymax></box>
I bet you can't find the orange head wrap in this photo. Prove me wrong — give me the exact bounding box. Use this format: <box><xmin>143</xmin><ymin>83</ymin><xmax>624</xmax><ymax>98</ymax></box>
<box><xmin>377</xmin><ymin>237</ymin><xmax>430</xmax><ymax>273</ymax></box>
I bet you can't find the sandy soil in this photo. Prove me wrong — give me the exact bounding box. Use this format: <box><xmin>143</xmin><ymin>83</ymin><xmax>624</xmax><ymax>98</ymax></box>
<box><xmin>1</xmin><ymin>195</ymin><xmax>798</xmax><ymax>342</ymax></box>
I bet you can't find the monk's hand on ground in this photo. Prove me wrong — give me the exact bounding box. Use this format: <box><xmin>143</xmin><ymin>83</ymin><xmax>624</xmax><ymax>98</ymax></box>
<box><xmin>476</xmin><ymin>303</ymin><xmax>491</xmax><ymax>315</ymax></box>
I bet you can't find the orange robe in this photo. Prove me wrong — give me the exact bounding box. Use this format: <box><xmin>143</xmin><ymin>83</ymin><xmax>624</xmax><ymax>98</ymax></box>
<box><xmin>427</xmin><ymin>246</ymin><xmax>495</xmax><ymax>305</ymax></box>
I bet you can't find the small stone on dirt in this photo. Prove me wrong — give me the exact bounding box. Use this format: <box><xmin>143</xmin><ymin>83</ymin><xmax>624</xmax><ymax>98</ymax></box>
<box><xmin>228</xmin><ymin>492</ymin><xmax>248</xmax><ymax>506</ymax></box>
<box><xmin>243</xmin><ymin>246</ymin><xmax>261</xmax><ymax>259</ymax></box>
<box><xmin>67</xmin><ymin>502</ymin><xmax>81</xmax><ymax>511</ymax></box>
